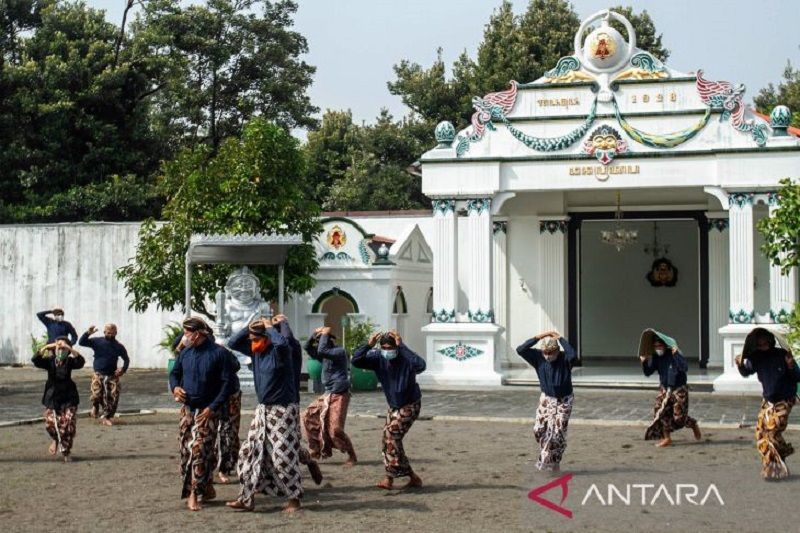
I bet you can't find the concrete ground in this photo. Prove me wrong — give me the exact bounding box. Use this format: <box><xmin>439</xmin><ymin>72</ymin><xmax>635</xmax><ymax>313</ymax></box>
<box><xmin>1</xmin><ymin>413</ymin><xmax>798</xmax><ymax>533</ymax></box>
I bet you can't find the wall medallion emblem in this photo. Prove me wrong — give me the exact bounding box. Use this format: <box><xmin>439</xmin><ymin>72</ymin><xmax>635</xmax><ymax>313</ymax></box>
<box><xmin>326</xmin><ymin>225</ymin><xmax>346</xmax><ymax>250</ymax></box>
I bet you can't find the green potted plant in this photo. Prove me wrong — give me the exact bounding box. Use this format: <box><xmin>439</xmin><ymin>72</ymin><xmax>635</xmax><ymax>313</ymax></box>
<box><xmin>158</xmin><ymin>322</ymin><xmax>184</xmax><ymax>375</ymax></box>
<box><xmin>30</xmin><ymin>333</ymin><xmax>48</xmax><ymax>357</ymax></box>
<box><xmin>343</xmin><ymin>317</ymin><xmax>379</xmax><ymax>391</ymax></box>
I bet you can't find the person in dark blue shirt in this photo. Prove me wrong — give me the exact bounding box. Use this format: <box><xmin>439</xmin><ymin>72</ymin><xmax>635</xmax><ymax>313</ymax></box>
<box><xmin>639</xmin><ymin>330</ymin><xmax>702</xmax><ymax>447</ymax></box>
<box><xmin>736</xmin><ymin>327</ymin><xmax>800</xmax><ymax>480</ymax></box>
<box><xmin>32</xmin><ymin>336</ymin><xmax>84</xmax><ymax>462</ymax></box>
<box><xmin>169</xmin><ymin>316</ymin><xmax>233</xmax><ymax>512</ymax></box>
<box><xmin>516</xmin><ymin>330</ymin><xmax>578</xmax><ymax>472</ymax></box>
<box><xmin>37</xmin><ymin>308</ymin><xmax>78</xmax><ymax>345</ymax></box>
<box><xmin>79</xmin><ymin>323</ymin><xmax>129</xmax><ymax>426</ymax></box>
<box><xmin>227</xmin><ymin>318</ymin><xmax>304</xmax><ymax>514</ymax></box>
<box><xmin>302</xmin><ymin>326</ymin><xmax>358</xmax><ymax>466</ymax></box>
<box><xmin>352</xmin><ymin>330</ymin><xmax>425</xmax><ymax>490</ymax></box>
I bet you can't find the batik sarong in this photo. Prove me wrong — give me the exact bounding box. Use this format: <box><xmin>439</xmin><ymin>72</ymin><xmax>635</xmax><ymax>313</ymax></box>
<box><xmin>44</xmin><ymin>405</ymin><xmax>78</xmax><ymax>456</ymax></box>
<box><xmin>90</xmin><ymin>372</ymin><xmax>120</xmax><ymax>419</ymax></box>
<box><xmin>302</xmin><ymin>392</ymin><xmax>355</xmax><ymax>459</ymax></box>
<box><xmin>383</xmin><ymin>400</ymin><xmax>421</xmax><ymax>478</ymax></box>
<box><xmin>645</xmin><ymin>386</ymin><xmax>698</xmax><ymax>440</ymax></box>
<box><xmin>236</xmin><ymin>403</ymin><xmax>303</xmax><ymax>506</ymax></box>
<box><xmin>215</xmin><ymin>391</ymin><xmax>242</xmax><ymax>476</ymax></box>
<box><xmin>756</xmin><ymin>398</ymin><xmax>795</xmax><ymax>480</ymax></box>
<box><xmin>178</xmin><ymin>406</ymin><xmax>219</xmax><ymax>499</ymax></box>
<box><xmin>533</xmin><ymin>393</ymin><xmax>574</xmax><ymax>470</ymax></box>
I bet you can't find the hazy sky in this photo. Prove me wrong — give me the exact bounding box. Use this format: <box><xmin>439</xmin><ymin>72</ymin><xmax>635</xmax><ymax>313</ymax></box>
<box><xmin>89</xmin><ymin>0</ymin><xmax>799</xmax><ymax>130</ymax></box>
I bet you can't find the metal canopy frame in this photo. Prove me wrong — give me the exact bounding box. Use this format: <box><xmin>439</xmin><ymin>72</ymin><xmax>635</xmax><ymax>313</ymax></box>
<box><xmin>184</xmin><ymin>233</ymin><xmax>304</xmax><ymax>317</ymax></box>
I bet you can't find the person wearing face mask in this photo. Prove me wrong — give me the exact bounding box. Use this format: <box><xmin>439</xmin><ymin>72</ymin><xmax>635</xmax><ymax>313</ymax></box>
<box><xmin>226</xmin><ymin>319</ymin><xmax>304</xmax><ymax>513</ymax></box>
<box><xmin>639</xmin><ymin>329</ymin><xmax>702</xmax><ymax>448</ymax></box>
<box><xmin>302</xmin><ymin>325</ymin><xmax>358</xmax><ymax>466</ymax></box>
<box><xmin>736</xmin><ymin>328</ymin><xmax>800</xmax><ymax>480</ymax></box>
<box><xmin>352</xmin><ymin>330</ymin><xmax>426</xmax><ymax>490</ymax></box>
<box><xmin>36</xmin><ymin>308</ymin><xmax>78</xmax><ymax>345</ymax></box>
<box><xmin>79</xmin><ymin>323</ymin><xmax>129</xmax><ymax>426</ymax></box>
<box><xmin>32</xmin><ymin>336</ymin><xmax>85</xmax><ymax>462</ymax></box>
<box><xmin>516</xmin><ymin>330</ymin><xmax>579</xmax><ymax>473</ymax></box>
<box><xmin>169</xmin><ymin>317</ymin><xmax>234</xmax><ymax>512</ymax></box>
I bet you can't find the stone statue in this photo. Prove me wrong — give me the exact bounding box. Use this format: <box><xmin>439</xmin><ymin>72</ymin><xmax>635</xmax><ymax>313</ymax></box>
<box><xmin>216</xmin><ymin>266</ymin><xmax>272</xmax><ymax>339</ymax></box>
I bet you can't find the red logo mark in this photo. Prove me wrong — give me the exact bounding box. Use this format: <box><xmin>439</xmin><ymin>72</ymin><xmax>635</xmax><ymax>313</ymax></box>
<box><xmin>527</xmin><ymin>473</ymin><xmax>573</xmax><ymax>519</ymax></box>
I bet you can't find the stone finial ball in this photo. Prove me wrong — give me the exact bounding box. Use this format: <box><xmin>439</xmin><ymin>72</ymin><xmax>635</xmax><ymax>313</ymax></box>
<box><xmin>770</xmin><ymin>105</ymin><xmax>791</xmax><ymax>128</ymax></box>
<box><xmin>434</xmin><ymin>120</ymin><xmax>456</xmax><ymax>146</ymax></box>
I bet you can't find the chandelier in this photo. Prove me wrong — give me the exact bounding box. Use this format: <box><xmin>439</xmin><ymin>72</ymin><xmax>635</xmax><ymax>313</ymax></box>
<box><xmin>601</xmin><ymin>191</ymin><xmax>638</xmax><ymax>251</ymax></box>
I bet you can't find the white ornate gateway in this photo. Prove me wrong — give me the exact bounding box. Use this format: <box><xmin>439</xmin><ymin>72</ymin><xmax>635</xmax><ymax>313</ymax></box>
<box><xmin>419</xmin><ymin>9</ymin><xmax>799</xmax><ymax>391</ymax></box>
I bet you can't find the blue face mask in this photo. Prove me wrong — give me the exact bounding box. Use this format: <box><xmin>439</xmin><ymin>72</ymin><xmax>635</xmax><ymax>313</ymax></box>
<box><xmin>381</xmin><ymin>349</ymin><xmax>398</xmax><ymax>360</ymax></box>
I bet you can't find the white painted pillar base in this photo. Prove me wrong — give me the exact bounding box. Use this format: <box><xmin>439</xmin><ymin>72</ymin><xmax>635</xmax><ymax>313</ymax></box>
<box><xmin>419</xmin><ymin>322</ymin><xmax>504</xmax><ymax>387</ymax></box>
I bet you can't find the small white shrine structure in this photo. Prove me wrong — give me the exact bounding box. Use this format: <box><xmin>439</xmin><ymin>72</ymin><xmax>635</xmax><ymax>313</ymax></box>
<box><xmin>418</xmin><ymin>9</ymin><xmax>799</xmax><ymax>391</ymax></box>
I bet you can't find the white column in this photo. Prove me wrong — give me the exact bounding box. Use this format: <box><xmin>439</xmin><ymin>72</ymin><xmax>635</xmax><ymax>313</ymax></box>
<box><xmin>727</xmin><ymin>193</ymin><xmax>755</xmax><ymax>324</ymax></box>
<box><xmin>538</xmin><ymin>217</ymin><xmax>569</xmax><ymax>334</ymax></box>
<box><xmin>493</xmin><ymin>220</ymin><xmax>509</xmax><ymax>365</ymax></box>
<box><xmin>707</xmin><ymin>215</ymin><xmax>729</xmax><ymax>368</ymax></box>
<box><xmin>431</xmin><ymin>199</ymin><xmax>457</xmax><ymax>323</ymax></box>
<box><xmin>465</xmin><ymin>199</ymin><xmax>493</xmax><ymax>322</ymax></box>
<box><xmin>768</xmin><ymin>195</ymin><xmax>797</xmax><ymax>323</ymax></box>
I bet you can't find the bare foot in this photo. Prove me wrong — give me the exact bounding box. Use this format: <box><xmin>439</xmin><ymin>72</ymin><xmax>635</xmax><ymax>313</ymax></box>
<box><xmin>308</xmin><ymin>460</ymin><xmax>323</xmax><ymax>485</ymax></box>
<box><xmin>48</xmin><ymin>442</ymin><xmax>57</xmax><ymax>455</ymax></box>
<box><xmin>187</xmin><ymin>493</ymin><xmax>202</xmax><ymax>511</ymax></box>
<box><xmin>402</xmin><ymin>472</ymin><xmax>423</xmax><ymax>489</ymax></box>
<box><xmin>344</xmin><ymin>456</ymin><xmax>357</xmax><ymax>467</ymax></box>
<box><xmin>226</xmin><ymin>500</ymin><xmax>254</xmax><ymax>512</ymax></box>
<box><xmin>310</xmin><ymin>451</ymin><xmax>321</xmax><ymax>460</ymax></box>
<box><xmin>376</xmin><ymin>476</ymin><xmax>394</xmax><ymax>490</ymax></box>
<box><xmin>656</xmin><ymin>437</ymin><xmax>672</xmax><ymax>448</ymax></box>
<box><xmin>550</xmin><ymin>465</ymin><xmax>561</xmax><ymax>476</ymax></box>
<box><xmin>63</xmin><ymin>454</ymin><xmax>72</xmax><ymax>463</ymax></box>
<box><xmin>89</xmin><ymin>409</ymin><xmax>97</xmax><ymax>419</ymax></box>
<box><xmin>101</xmin><ymin>417</ymin><xmax>113</xmax><ymax>426</ymax></box>
<box><xmin>283</xmin><ymin>498</ymin><xmax>301</xmax><ymax>514</ymax></box>
<box><xmin>692</xmin><ymin>425</ymin><xmax>702</xmax><ymax>441</ymax></box>
<box><xmin>218</xmin><ymin>472</ymin><xmax>231</xmax><ymax>484</ymax></box>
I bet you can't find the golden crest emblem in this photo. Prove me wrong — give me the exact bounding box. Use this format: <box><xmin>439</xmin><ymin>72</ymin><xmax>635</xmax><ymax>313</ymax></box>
<box><xmin>327</xmin><ymin>225</ymin><xmax>346</xmax><ymax>250</ymax></box>
<box><xmin>589</xmin><ymin>32</ymin><xmax>616</xmax><ymax>61</ymax></box>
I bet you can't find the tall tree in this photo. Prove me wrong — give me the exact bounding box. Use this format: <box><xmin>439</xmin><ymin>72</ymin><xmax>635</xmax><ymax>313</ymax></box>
<box><xmin>303</xmin><ymin>109</ymin><xmax>359</xmax><ymax>202</ymax></box>
<box><xmin>755</xmin><ymin>61</ymin><xmax>800</xmax><ymax>128</ymax></box>
<box><xmin>0</xmin><ymin>0</ymin><xmax>164</xmax><ymax>222</ymax></box>
<box><xmin>117</xmin><ymin>119</ymin><xmax>321</xmax><ymax>315</ymax></box>
<box><xmin>389</xmin><ymin>0</ymin><xmax>671</xmax><ymax>129</ymax></box>
<box><xmin>135</xmin><ymin>0</ymin><xmax>317</xmax><ymax>152</ymax></box>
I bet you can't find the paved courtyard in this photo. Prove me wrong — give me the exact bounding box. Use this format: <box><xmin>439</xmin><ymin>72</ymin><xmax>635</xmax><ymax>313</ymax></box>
<box><xmin>0</xmin><ymin>366</ymin><xmax>775</xmax><ymax>428</ymax></box>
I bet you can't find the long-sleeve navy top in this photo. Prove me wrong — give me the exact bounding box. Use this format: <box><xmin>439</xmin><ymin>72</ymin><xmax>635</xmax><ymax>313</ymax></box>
<box><xmin>168</xmin><ymin>337</ymin><xmax>233</xmax><ymax>411</ymax></box>
<box><xmin>641</xmin><ymin>350</ymin><xmax>688</xmax><ymax>389</ymax></box>
<box><xmin>306</xmin><ymin>334</ymin><xmax>350</xmax><ymax>394</ymax></box>
<box><xmin>738</xmin><ymin>348</ymin><xmax>800</xmax><ymax>402</ymax></box>
<box><xmin>276</xmin><ymin>321</ymin><xmax>303</xmax><ymax>403</ymax></box>
<box><xmin>516</xmin><ymin>337</ymin><xmax>578</xmax><ymax>398</ymax></box>
<box><xmin>32</xmin><ymin>350</ymin><xmax>86</xmax><ymax>409</ymax></box>
<box><xmin>352</xmin><ymin>344</ymin><xmax>425</xmax><ymax>409</ymax></box>
<box><xmin>78</xmin><ymin>332</ymin><xmax>130</xmax><ymax>375</ymax></box>
<box><xmin>37</xmin><ymin>310</ymin><xmax>78</xmax><ymax>345</ymax></box>
<box><xmin>230</xmin><ymin>326</ymin><xmax>295</xmax><ymax>406</ymax></box>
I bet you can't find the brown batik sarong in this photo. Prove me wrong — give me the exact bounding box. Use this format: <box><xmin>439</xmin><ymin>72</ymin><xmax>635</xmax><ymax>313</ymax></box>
<box><xmin>215</xmin><ymin>391</ymin><xmax>242</xmax><ymax>476</ymax></box>
<box><xmin>383</xmin><ymin>400</ymin><xmax>421</xmax><ymax>479</ymax></box>
<box><xmin>645</xmin><ymin>386</ymin><xmax>698</xmax><ymax>440</ymax></box>
<box><xmin>178</xmin><ymin>405</ymin><xmax>219</xmax><ymax>499</ymax></box>
<box><xmin>44</xmin><ymin>405</ymin><xmax>78</xmax><ymax>456</ymax></box>
<box><xmin>90</xmin><ymin>372</ymin><xmax>120</xmax><ymax>419</ymax></box>
<box><xmin>756</xmin><ymin>398</ymin><xmax>795</xmax><ymax>480</ymax></box>
<box><xmin>236</xmin><ymin>403</ymin><xmax>303</xmax><ymax>506</ymax></box>
<box><xmin>533</xmin><ymin>393</ymin><xmax>574</xmax><ymax>470</ymax></box>
<box><xmin>302</xmin><ymin>392</ymin><xmax>355</xmax><ymax>459</ymax></box>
